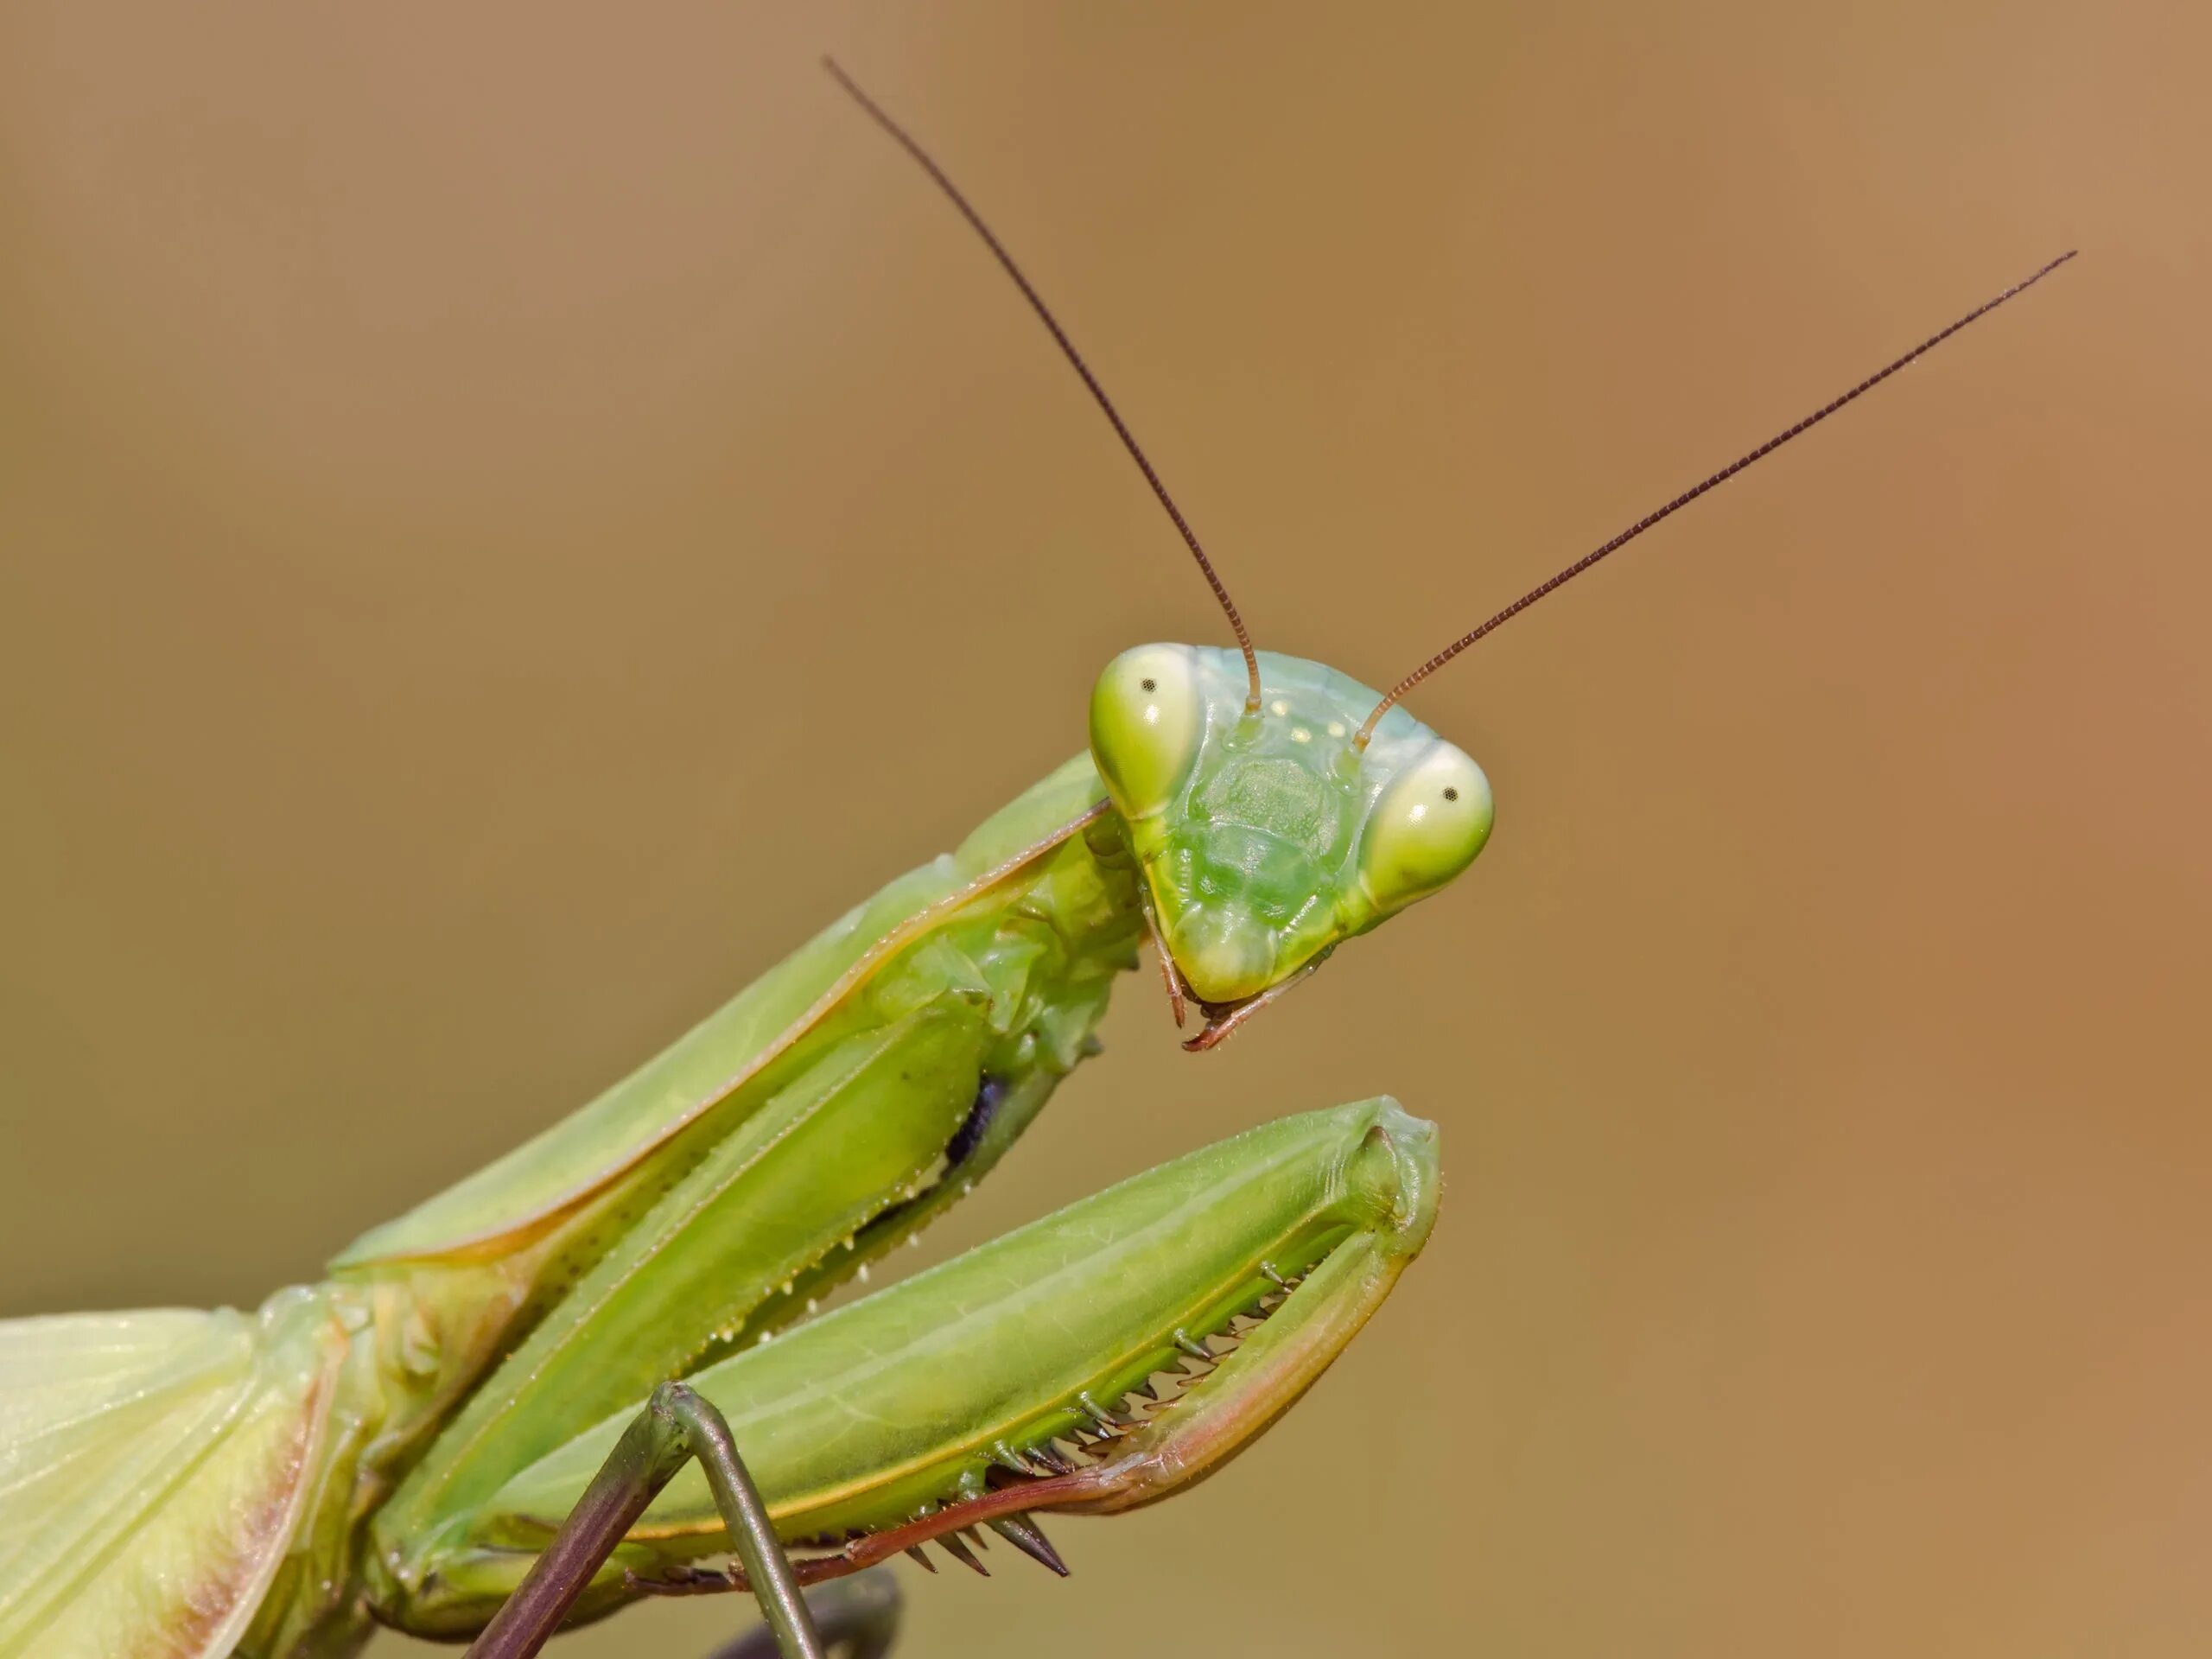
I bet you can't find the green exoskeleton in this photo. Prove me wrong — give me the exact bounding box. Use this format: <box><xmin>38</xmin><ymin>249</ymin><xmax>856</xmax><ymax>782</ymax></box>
<box><xmin>0</xmin><ymin>60</ymin><xmax>2071</xmax><ymax>1659</ymax></box>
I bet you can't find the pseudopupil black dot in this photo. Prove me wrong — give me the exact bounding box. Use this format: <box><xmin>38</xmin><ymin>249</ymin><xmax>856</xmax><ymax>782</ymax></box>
<box><xmin>1443</xmin><ymin>787</ymin><xmax>1459</xmax><ymax>801</ymax></box>
<box><xmin>1141</xmin><ymin>678</ymin><xmax>1156</xmax><ymax>692</ymax></box>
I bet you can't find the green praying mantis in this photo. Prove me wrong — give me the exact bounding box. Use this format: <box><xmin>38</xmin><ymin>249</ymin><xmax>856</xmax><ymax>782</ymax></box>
<box><xmin>0</xmin><ymin>60</ymin><xmax>2072</xmax><ymax>1659</ymax></box>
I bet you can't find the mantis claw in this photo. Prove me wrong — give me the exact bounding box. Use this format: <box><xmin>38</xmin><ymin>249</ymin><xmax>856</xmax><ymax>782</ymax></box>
<box><xmin>936</xmin><ymin>1531</ymin><xmax>988</xmax><ymax>1576</ymax></box>
<box><xmin>1078</xmin><ymin>1391</ymin><xmax>1136</xmax><ymax>1432</ymax></box>
<box><xmin>987</xmin><ymin>1513</ymin><xmax>1071</xmax><ymax>1577</ymax></box>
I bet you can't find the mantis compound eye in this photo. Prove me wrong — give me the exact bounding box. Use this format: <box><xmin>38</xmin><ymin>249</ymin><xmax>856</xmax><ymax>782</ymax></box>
<box><xmin>1357</xmin><ymin>741</ymin><xmax>1494</xmax><ymax>915</ymax></box>
<box><xmin>1090</xmin><ymin>645</ymin><xmax>1205</xmax><ymax>822</ymax></box>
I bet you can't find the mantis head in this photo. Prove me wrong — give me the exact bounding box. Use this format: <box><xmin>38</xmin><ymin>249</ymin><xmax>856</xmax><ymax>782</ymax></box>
<box><xmin>828</xmin><ymin>62</ymin><xmax>2072</xmax><ymax>1048</ymax></box>
<box><xmin>1090</xmin><ymin>644</ymin><xmax>1491</xmax><ymax>1029</ymax></box>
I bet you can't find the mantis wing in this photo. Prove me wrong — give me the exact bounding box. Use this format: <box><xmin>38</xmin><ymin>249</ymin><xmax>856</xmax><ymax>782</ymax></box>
<box><xmin>0</xmin><ymin>1293</ymin><xmax>345</xmax><ymax>1659</ymax></box>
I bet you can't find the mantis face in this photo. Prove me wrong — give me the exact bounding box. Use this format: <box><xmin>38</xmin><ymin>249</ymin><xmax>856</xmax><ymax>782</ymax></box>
<box><xmin>1090</xmin><ymin>644</ymin><xmax>1493</xmax><ymax>1021</ymax></box>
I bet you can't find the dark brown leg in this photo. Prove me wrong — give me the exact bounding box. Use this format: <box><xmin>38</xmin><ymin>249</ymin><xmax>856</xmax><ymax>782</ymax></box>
<box><xmin>462</xmin><ymin>1381</ymin><xmax>823</xmax><ymax>1659</ymax></box>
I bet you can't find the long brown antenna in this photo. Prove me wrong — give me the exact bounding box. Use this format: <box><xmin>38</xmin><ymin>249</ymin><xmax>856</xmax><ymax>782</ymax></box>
<box><xmin>824</xmin><ymin>58</ymin><xmax>1263</xmax><ymax>713</ymax></box>
<box><xmin>1354</xmin><ymin>249</ymin><xmax>2077</xmax><ymax>748</ymax></box>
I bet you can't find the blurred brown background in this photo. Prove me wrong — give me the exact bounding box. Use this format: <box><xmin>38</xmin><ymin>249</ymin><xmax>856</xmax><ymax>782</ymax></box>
<box><xmin>2</xmin><ymin>3</ymin><xmax>2205</xmax><ymax>1655</ymax></box>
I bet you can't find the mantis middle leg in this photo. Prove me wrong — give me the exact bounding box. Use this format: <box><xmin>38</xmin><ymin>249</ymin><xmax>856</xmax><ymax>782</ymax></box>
<box><xmin>462</xmin><ymin>1382</ymin><xmax>825</xmax><ymax>1659</ymax></box>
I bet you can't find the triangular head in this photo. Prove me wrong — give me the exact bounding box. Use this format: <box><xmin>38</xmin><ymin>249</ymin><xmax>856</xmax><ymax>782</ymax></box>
<box><xmin>828</xmin><ymin>60</ymin><xmax>2072</xmax><ymax>1047</ymax></box>
<box><xmin>1090</xmin><ymin>645</ymin><xmax>1491</xmax><ymax>1015</ymax></box>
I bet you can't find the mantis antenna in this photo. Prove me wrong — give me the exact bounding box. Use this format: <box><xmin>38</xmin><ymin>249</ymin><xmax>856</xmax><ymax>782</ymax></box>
<box><xmin>824</xmin><ymin>58</ymin><xmax>1266</xmax><ymax>714</ymax></box>
<box><xmin>1353</xmin><ymin>248</ymin><xmax>2078</xmax><ymax>748</ymax></box>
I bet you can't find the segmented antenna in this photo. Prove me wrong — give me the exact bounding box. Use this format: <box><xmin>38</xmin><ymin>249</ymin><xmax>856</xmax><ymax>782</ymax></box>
<box><xmin>1354</xmin><ymin>250</ymin><xmax>2078</xmax><ymax>749</ymax></box>
<box><xmin>824</xmin><ymin>58</ymin><xmax>1264</xmax><ymax>713</ymax></box>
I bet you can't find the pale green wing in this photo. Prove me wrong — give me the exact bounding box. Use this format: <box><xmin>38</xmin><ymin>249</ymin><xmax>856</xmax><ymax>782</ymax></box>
<box><xmin>0</xmin><ymin>1291</ymin><xmax>344</xmax><ymax>1659</ymax></box>
<box><xmin>336</xmin><ymin>753</ymin><xmax>1106</xmax><ymax>1268</ymax></box>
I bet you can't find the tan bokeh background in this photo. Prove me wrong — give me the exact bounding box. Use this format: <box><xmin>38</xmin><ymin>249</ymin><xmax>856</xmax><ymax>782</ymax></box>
<box><xmin>3</xmin><ymin>3</ymin><xmax>2206</xmax><ymax>1655</ymax></box>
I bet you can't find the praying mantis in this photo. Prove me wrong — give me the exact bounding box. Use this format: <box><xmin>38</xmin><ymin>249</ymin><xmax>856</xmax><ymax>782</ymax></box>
<box><xmin>0</xmin><ymin>59</ymin><xmax>2072</xmax><ymax>1659</ymax></box>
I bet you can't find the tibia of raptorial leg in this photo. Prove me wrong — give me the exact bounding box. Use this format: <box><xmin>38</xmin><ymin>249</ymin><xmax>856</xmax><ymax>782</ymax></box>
<box><xmin>415</xmin><ymin>1098</ymin><xmax>1438</xmax><ymax>1624</ymax></box>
